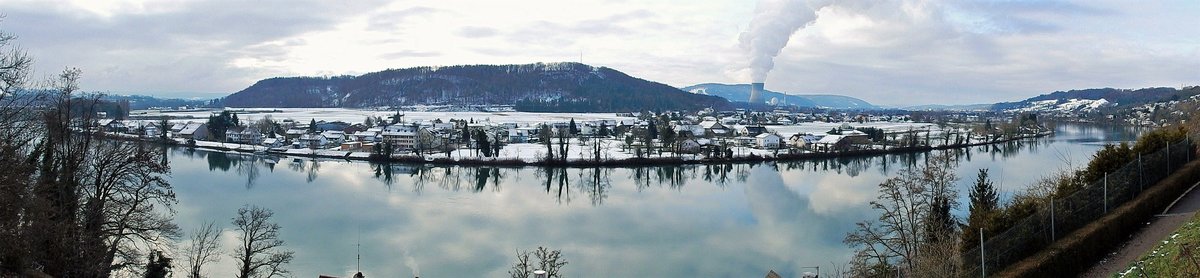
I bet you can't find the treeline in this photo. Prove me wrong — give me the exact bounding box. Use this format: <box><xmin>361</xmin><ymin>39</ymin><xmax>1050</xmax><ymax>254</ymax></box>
<box><xmin>843</xmin><ymin>120</ymin><xmax>1198</xmax><ymax>277</ymax></box>
<box><xmin>0</xmin><ymin>28</ymin><xmax>295</xmax><ymax>277</ymax></box>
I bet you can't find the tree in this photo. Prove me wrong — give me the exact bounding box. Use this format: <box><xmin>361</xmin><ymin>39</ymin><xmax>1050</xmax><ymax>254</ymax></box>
<box><xmin>231</xmin><ymin>205</ymin><xmax>294</xmax><ymax>278</ymax></box>
<box><xmin>307</xmin><ymin>118</ymin><xmax>317</xmax><ymax>134</ymax></box>
<box><xmin>364</xmin><ymin>116</ymin><xmax>374</xmax><ymax>127</ymax></box>
<box><xmin>143</xmin><ymin>250</ymin><xmax>173</xmax><ymax>278</ymax></box>
<box><xmin>255</xmin><ymin>115</ymin><xmax>277</xmax><ymax>137</ymax></box>
<box><xmin>185</xmin><ymin>221</ymin><xmax>223</xmax><ymax>278</ymax></box>
<box><xmin>154</xmin><ymin>115</ymin><xmax>169</xmax><ymax>139</ymax></box>
<box><xmin>845</xmin><ymin>153</ymin><xmax>960</xmax><ymax>277</ymax></box>
<box><xmin>961</xmin><ymin>169</ymin><xmax>998</xmax><ymax>250</ymax></box>
<box><xmin>207</xmin><ymin>111</ymin><xmax>238</xmax><ymax>141</ymax></box>
<box><xmin>597</xmin><ymin>122</ymin><xmax>609</xmax><ymax>137</ymax></box>
<box><xmin>568</xmin><ymin>118</ymin><xmax>578</xmax><ymax>136</ymax></box>
<box><xmin>509</xmin><ymin>246</ymin><xmax>568</xmax><ymax>278</ymax></box>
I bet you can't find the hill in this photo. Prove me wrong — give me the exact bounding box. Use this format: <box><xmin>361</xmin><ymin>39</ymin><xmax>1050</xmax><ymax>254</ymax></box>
<box><xmin>991</xmin><ymin>87</ymin><xmax>1200</xmax><ymax>113</ymax></box>
<box><xmin>221</xmin><ymin>62</ymin><xmax>730</xmax><ymax>112</ymax></box>
<box><xmin>681</xmin><ymin>83</ymin><xmax>876</xmax><ymax>110</ymax></box>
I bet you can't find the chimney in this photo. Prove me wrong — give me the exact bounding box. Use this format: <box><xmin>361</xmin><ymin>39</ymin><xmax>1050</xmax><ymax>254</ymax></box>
<box><xmin>749</xmin><ymin>83</ymin><xmax>765</xmax><ymax>103</ymax></box>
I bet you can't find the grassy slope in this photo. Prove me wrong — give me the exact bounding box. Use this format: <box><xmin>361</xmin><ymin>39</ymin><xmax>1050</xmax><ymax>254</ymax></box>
<box><xmin>1115</xmin><ymin>213</ymin><xmax>1200</xmax><ymax>277</ymax></box>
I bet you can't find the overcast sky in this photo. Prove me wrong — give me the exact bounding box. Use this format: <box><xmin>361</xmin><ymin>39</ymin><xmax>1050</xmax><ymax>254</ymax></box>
<box><xmin>1</xmin><ymin>0</ymin><xmax>1197</xmax><ymax>106</ymax></box>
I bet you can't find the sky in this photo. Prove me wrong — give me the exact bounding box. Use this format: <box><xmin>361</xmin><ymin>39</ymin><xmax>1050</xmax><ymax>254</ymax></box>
<box><xmin>0</xmin><ymin>0</ymin><xmax>1197</xmax><ymax>106</ymax></box>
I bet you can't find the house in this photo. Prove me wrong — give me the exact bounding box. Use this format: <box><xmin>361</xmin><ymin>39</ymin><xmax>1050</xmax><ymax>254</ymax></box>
<box><xmin>674</xmin><ymin>124</ymin><xmax>705</xmax><ymax>137</ymax></box>
<box><xmin>755</xmin><ymin>133</ymin><xmax>783</xmax><ymax>149</ymax></box>
<box><xmin>169</xmin><ymin>123</ymin><xmax>187</xmax><ymax>136</ymax></box>
<box><xmin>225</xmin><ymin>127</ymin><xmax>263</xmax><ymax>145</ymax></box>
<box><xmin>677</xmin><ymin>138</ymin><xmax>714</xmax><ymax>154</ymax></box>
<box><xmin>297</xmin><ymin>133</ymin><xmax>327</xmax><ymax>149</ymax></box>
<box><xmin>740</xmin><ymin>125</ymin><xmax>769</xmax><ymax>137</ymax></box>
<box><xmin>699</xmin><ymin>121</ymin><xmax>732</xmax><ymax>137</ymax></box>
<box><xmin>351</xmin><ymin>130</ymin><xmax>380</xmax><ymax>143</ymax></box>
<box><xmin>321</xmin><ymin>130</ymin><xmax>346</xmax><ymax>145</ymax></box>
<box><xmin>284</xmin><ymin>128</ymin><xmax>307</xmax><ymax>141</ymax></box>
<box><xmin>508</xmin><ymin>127</ymin><xmax>538</xmax><ymax>143</ymax></box>
<box><xmin>261</xmin><ymin>137</ymin><xmax>284</xmax><ymax>148</ymax></box>
<box><xmin>340</xmin><ymin>141</ymin><xmax>362</xmax><ymax>151</ymax></box>
<box><xmin>178</xmin><ymin>123</ymin><xmax>209</xmax><ymax>140</ymax></box>
<box><xmin>788</xmin><ymin>133</ymin><xmax>813</xmax><ymax>149</ymax></box>
<box><xmin>97</xmin><ymin>119</ymin><xmax>127</xmax><ymax>133</ymax></box>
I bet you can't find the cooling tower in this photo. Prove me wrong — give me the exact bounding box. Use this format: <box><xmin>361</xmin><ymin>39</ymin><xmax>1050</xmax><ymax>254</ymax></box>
<box><xmin>749</xmin><ymin>82</ymin><xmax>765</xmax><ymax>103</ymax></box>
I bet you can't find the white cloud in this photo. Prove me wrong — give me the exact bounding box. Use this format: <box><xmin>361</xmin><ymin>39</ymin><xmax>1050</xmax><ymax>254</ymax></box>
<box><xmin>0</xmin><ymin>0</ymin><xmax>1196</xmax><ymax>104</ymax></box>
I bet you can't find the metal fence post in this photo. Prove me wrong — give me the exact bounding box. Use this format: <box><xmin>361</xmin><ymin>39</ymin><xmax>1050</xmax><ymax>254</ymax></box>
<box><xmin>1103</xmin><ymin>173</ymin><xmax>1108</xmax><ymax>214</ymax></box>
<box><xmin>980</xmin><ymin>228</ymin><xmax>986</xmax><ymax>278</ymax></box>
<box><xmin>1050</xmin><ymin>198</ymin><xmax>1056</xmax><ymax>241</ymax></box>
<box><xmin>1139</xmin><ymin>154</ymin><xmax>1144</xmax><ymax>192</ymax></box>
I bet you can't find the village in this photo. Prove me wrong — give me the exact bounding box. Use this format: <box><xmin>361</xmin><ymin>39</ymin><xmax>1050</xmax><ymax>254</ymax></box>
<box><xmin>94</xmin><ymin>108</ymin><xmax>1050</xmax><ymax>164</ymax></box>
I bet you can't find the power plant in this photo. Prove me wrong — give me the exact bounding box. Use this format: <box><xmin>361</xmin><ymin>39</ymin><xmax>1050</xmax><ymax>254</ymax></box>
<box><xmin>749</xmin><ymin>82</ymin><xmax>765</xmax><ymax>103</ymax></box>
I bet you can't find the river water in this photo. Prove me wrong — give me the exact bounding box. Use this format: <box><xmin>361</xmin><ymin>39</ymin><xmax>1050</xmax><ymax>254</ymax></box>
<box><xmin>166</xmin><ymin>123</ymin><xmax>1140</xmax><ymax>277</ymax></box>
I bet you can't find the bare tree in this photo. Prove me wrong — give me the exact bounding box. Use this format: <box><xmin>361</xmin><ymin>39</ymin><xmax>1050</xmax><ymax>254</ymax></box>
<box><xmin>185</xmin><ymin>221</ymin><xmax>223</xmax><ymax>278</ymax></box>
<box><xmin>844</xmin><ymin>152</ymin><xmax>961</xmax><ymax>277</ymax></box>
<box><xmin>231</xmin><ymin>205</ymin><xmax>293</xmax><ymax>278</ymax></box>
<box><xmin>509</xmin><ymin>246</ymin><xmax>568</xmax><ymax>278</ymax></box>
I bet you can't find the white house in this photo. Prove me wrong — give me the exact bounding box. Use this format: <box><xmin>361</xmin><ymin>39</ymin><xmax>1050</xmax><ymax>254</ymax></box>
<box><xmin>178</xmin><ymin>123</ymin><xmax>208</xmax><ymax>140</ymax></box>
<box><xmin>755</xmin><ymin>133</ymin><xmax>783</xmax><ymax>149</ymax></box>
<box><xmin>297</xmin><ymin>134</ymin><xmax>327</xmax><ymax>149</ymax></box>
<box><xmin>321</xmin><ymin>130</ymin><xmax>346</xmax><ymax>145</ymax></box>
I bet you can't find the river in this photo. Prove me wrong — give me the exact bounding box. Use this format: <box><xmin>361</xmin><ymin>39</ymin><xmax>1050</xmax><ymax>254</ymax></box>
<box><xmin>165</xmin><ymin>123</ymin><xmax>1141</xmax><ymax>277</ymax></box>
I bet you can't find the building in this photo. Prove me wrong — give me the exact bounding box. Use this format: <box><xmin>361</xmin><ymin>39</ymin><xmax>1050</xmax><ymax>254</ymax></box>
<box><xmin>177</xmin><ymin>123</ymin><xmax>209</xmax><ymax>140</ymax></box>
<box><xmin>755</xmin><ymin>133</ymin><xmax>783</xmax><ymax>149</ymax></box>
<box><xmin>297</xmin><ymin>134</ymin><xmax>327</xmax><ymax>149</ymax></box>
<box><xmin>380</xmin><ymin>124</ymin><xmax>418</xmax><ymax>151</ymax></box>
<box><xmin>699</xmin><ymin>121</ymin><xmax>732</xmax><ymax>137</ymax></box>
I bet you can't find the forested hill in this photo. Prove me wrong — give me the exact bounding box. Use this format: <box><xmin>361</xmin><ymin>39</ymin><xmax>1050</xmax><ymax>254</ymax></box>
<box><xmin>221</xmin><ymin>62</ymin><xmax>730</xmax><ymax>112</ymax></box>
<box><xmin>991</xmin><ymin>87</ymin><xmax>1200</xmax><ymax>112</ymax></box>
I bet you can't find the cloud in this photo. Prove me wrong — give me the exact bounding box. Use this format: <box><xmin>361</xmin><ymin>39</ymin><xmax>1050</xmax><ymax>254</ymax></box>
<box><xmin>455</xmin><ymin>26</ymin><xmax>498</xmax><ymax>38</ymax></box>
<box><xmin>366</xmin><ymin>6</ymin><xmax>442</xmax><ymax>32</ymax></box>
<box><xmin>0</xmin><ymin>0</ymin><xmax>388</xmax><ymax>96</ymax></box>
<box><xmin>0</xmin><ymin>0</ymin><xmax>1196</xmax><ymax>104</ymax></box>
<box><xmin>379</xmin><ymin>50</ymin><xmax>441</xmax><ymax>59</ymax></box>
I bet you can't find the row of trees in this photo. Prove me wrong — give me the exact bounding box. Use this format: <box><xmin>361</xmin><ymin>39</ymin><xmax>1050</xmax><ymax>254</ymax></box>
<box><xmin>844</xmin><ymin>122</ymin><xmax>1196</xmax><ymax>277</ymax></box>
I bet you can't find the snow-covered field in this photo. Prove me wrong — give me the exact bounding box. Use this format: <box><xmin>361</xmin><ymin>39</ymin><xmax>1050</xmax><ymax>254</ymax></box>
<box><xmin>153</xmin><ymin>108</ymin><xmax>638</xmax><ymax>125</ymax></box>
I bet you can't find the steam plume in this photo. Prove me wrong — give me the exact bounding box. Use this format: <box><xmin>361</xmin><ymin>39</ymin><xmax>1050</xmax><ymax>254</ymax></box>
<box><xmin>739</xmin><ymin>0</ymin><xmax>833</xmax><ymax>82</ymax></box>
<box><xmin>403</xmin><ymin>249</ymin><xmax>420</xmax><ymax>277</ymax></box>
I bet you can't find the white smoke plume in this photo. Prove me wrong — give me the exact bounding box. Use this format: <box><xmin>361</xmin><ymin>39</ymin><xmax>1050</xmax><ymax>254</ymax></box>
<box><xmin>403</xmin><ymin>248</ymin><xmax>420</xmax><ymax>277</ymax></box>
<box><xmin>739</xmin><ymin>0</ymin><xmax>835</xmax><ymax>83</ymax></box>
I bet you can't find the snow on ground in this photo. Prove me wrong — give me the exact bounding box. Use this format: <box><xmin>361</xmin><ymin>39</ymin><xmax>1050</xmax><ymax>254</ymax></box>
<box><xmin>155</xmin><ymin>108</ymin><xmax>637</xmax><ymax>125</ymax></box>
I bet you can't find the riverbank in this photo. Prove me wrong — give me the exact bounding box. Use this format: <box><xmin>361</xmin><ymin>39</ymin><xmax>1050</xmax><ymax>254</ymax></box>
<box><xmin>131</xmin><ymin>131</ymin><xmax>1053</xmax><ymax>167</ymax></box>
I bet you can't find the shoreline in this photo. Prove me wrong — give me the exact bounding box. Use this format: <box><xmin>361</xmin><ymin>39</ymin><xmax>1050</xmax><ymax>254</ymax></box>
<box><xmin>130</xmin><ymin>131</ymin><xmax>1054</xmax><ymax>168</ymax></box>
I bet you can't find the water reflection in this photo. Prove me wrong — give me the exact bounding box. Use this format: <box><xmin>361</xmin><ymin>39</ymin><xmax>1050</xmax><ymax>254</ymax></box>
<box><xmin>165</xmin><ymin>123</ymin><xmax>1142</xmax><ymax>277</ymax></box>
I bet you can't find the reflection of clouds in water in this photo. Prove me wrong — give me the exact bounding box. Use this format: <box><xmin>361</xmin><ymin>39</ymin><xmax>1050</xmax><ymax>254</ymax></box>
<box><xmin>163</xmin><ymin>124</ymin><xmax>1141</xmax><ymax>277</ymax></box>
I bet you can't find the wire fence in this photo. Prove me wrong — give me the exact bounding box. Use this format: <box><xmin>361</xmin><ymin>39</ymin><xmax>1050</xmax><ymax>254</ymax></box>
<box><xmin>960</xmin><ymin>137</ymin><xmax>1194</xmax><ymax>277</ymax></box>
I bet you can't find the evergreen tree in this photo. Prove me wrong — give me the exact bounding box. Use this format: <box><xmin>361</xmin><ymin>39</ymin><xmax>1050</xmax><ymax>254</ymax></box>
<box><xmin>568</xmin><ymin>118</ymin><xmax>578</xmax><ymax>136</ymax></box>
<box><xmin>307</xmin><ymin>119</ymin><xmax>317</xmax><ymax>134</ymax></box>
<box><xmin>962</xmin><ymin>169</ymin><xmax>999</xmax><ymax>250</ymax></box>
<box><xmin>143</xmin><ymin>250</ymin><xmax>172</xmax><ymax>278</ymax></box>
<box><xmin>598</xmin><ymin>122</ymin><xmax>609</xmax><ymax>137</ymax></box>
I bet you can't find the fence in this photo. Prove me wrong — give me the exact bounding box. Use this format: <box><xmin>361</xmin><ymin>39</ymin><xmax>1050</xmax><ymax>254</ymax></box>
<box><xmin>960</xmin><ymin>137</ymin><xmax>1194</xmax><ymax>276</ymax></box>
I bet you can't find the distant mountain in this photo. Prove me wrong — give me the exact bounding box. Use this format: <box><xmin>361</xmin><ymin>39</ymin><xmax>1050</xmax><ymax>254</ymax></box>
<box><xmin>681</xmin><ymin>83</ymin><xmax>876</xmax><ymax>109</ymax></box>
<box><xmin>991</xmin><ymin>87</ymin><xmax>1200</xmax><ymax>113</ymax></box>
<box><xmin>902</xmin><ymin>103</ymin><xmax>993</xmax><ymax>111</ymax></box>
<box><xmin>221</xmin><ymin>62</ymin><xmax>730</xmax><ymax>112</ymax></box>
<box><xmin>101</xmin><ymin>94</ymin><xmax>215</xmax><ymax>110</ymax></box>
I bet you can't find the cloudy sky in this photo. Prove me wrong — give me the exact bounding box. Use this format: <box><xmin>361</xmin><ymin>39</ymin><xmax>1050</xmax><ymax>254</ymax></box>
<box><xmin>1</xmin><ymin>0</ymin><xmax>1197</xmax><ymax>106</ymax></box>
